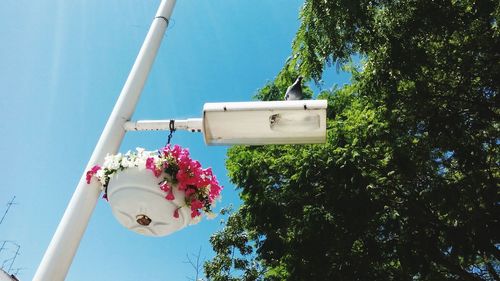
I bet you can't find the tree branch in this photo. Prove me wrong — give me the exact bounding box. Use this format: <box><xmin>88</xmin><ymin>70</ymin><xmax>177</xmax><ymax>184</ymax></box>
<box><xmin>184</xmin><ymin>247</ymin><xmax>204</xmax><ymax>281</ymax></box>
<box><xmin>434</xmin><ymin>250</ymin><xmax>484</xmax><ymax>281</ymax></box>
<box><xmin>485</xmin><ymin>261</ymin><xmax>500</xmax><ymax>281</ymax></box>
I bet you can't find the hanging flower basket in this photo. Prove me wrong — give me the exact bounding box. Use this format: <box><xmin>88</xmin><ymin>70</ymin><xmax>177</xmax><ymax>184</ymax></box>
<box><xmin>86</xmin><ymin>145</ymin><xmax>222</xmax><ymax>237</ymax></box>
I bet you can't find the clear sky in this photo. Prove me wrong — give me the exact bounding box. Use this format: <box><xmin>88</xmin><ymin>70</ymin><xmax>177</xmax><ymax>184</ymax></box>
<box><xmin>0</xmin><ymin>0</ymin><xmax>349</xmax><ymax>280</ymax></box>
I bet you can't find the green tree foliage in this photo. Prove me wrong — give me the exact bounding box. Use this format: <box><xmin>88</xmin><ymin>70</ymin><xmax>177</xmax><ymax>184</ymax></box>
<box><xmin>205</xmin><ymin>0</ymin><xmax>499</xmax><ymax>280</ymax></box>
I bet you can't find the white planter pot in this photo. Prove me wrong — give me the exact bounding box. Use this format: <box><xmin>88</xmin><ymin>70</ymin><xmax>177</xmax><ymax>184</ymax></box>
<box><xmin>106</xmin><ymin>167</ymin><xmax>191</xmax><ymax>237</ymax></box>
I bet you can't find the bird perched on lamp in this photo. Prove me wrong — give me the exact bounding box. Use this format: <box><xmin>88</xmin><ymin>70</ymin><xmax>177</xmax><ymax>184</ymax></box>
<box><xmin>284</xmin><ymin>76</ymin><xmax>303</xmax><ymax>100</ymax></box>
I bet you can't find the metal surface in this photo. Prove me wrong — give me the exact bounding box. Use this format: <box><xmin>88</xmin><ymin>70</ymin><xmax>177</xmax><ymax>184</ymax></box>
<box><xmin>202</xmin><ymin>100</ymin><xmax>328</xmax><ymax>145</ymax></box>
<box><xmin>124</xmin><ymin>118</ymin><xmax>203</xmax><ymax>132</ymax></box>
<box><xmin>33</xmin><ymin>1</ymin><xmax>177</xmax><ymax>280</ymax></box>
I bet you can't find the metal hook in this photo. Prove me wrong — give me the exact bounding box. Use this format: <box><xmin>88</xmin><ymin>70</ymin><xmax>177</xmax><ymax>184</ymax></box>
<box><xmin>166</xmin><ymin>120</ymin><xmax>176</xmax><ymax>145</ymax></box>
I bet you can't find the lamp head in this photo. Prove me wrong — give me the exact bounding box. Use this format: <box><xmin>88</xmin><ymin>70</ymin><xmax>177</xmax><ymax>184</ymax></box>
<box><xmin>202</xmin><ymin>100</ymin><xmax>327</xmax><ymax>145</ymax></box>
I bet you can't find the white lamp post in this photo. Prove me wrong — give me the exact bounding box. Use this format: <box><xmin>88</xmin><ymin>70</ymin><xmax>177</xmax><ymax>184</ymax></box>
<box><xmin>33</xmin><ymin>1</ymin><xmax>176</xmax><ymax>280</ymax></box>
<box><xmin>33</xmin><ymin>0</ymin><xmax>327</xmax><ymax>280</ymax></box>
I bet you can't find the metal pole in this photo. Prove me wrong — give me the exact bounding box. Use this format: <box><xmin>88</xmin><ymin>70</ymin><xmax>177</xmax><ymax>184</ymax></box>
<box><xmin>124</xmin><ymin>118</ymin><xmax>203</xmax><ymax>132</ymax></box>
<box><xmin>33</xmin><ymin>1</ymin><xmax>176</xmax><ymax>280</ymax></box>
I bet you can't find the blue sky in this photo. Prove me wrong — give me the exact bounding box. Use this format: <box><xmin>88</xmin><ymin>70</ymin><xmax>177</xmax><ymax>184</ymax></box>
<box><xmin>0</xmin><ymin>0</ymin><xmax>349</xmax><ymax>280</ymax></box>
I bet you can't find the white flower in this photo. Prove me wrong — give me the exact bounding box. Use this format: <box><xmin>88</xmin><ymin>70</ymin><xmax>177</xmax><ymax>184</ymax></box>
<box><xmin>206</xmin><ymin>212</ymin><xmax>217</xmax><ymax>220</ymax></box>
<box><xmin>121</xmin><ymin>157</ymin><xmax>134</xmax><ymax>168</ymax></box>
<box><xmin>189</xmin><ymin>215</ymin><xmax>202</xmax><ymax>225</ymax></box>
<box><xmin>95</xmin><ymin>169</ymin><xmax>105</xmax><ymax>184</ymax></box>
<box><xmin>95</xmin><ymin>169</ymin><xmax>104</xmax><ymax>178</ymax></box>
<box><xmin>136</xmin><ymin>157</ymin><xmax>147</xmax><ymax>170</ymax></box>
<box><xmin>114</xmin><ymin>153</ymin><xmax>122</xmax><ymax>164</ymax></box>
<box><xmin>135</xmin><ymin>147</ymin><xmax>147</xmax><ymax>159</ymax></box>
<box><xmin>103</xmin><ymin>154</ymin><xmax>113</xmax><ymax>167</ymax></box>
<box><xmin>103</xmin><ymin>153</ymin><xmax>122</xmax><ymax>170</ymax></box>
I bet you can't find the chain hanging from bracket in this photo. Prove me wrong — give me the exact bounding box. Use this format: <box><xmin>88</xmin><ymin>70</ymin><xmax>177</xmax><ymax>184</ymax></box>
<box><xmin>166</xmin><ymin>119</ymin><xmax>176</xmax><ymax>145</ymax></box>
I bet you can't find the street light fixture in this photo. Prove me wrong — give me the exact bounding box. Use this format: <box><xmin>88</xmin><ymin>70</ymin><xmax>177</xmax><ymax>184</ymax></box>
<box><xmin>124</xmin><ymin>100</ymin><xmax>328</xmax><ymax>145</ymax></box>
<box><xmin>202</xmin><ymin>100</ymin><xmax>327</xmax><ymax>145</ymax></box>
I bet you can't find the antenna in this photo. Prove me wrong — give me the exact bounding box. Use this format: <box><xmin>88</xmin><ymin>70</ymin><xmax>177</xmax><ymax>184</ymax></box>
<box><xmin>7</xmin><ymin>243</ymin><xmax>20</xmax><ymax>273</ymax></box>
<box><xmin>11</xmin><ymin>267</ymin><xmax>26</xmax><ymax>276</ymax></box>
<box><xmin>0</xmin><ymin>240</ymin><xmax>14</xmax><ymax>254</ymax></box>
<box><xmin>0</xmin><ymin>196</ymin><xmax>17</xmax><ymax>225</ymax></box>
<box><xmin>0</xmin><ymin>242</ymin><xmax>21</xmax><ymax>274</ymax></box>
<box><xmin>2</xmin><ymin>257</ymin><xmax>12</xmax><ymax>270</ymax></box>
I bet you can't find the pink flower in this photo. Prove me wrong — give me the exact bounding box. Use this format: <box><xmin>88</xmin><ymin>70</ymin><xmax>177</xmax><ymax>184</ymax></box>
<box><xmin>146</xmin><ymin>157</ymin><xmax>154</xmax><ymax>168</ymax></box>
<box><xmin>176</xmin><ymin>169</ymin><xmax>197</xmax><ymax>189</ymax></box>
<box><xmin>185</xmin><ymin>188</ymin><xmax>196</xmax><ymax>197</ymax></box>
<box><xmin>169</xmin><ymin>144</ymin><xmax>184</xmax><ymax>159</ymax></box>
<box><xmin>86</xmin><ymin>165</ymin><xmax>101</xmax><ymax>184</ymax></box>
<box><xmin>196</xmin><ymin>174</ymin><xmax>211</xmax><ymax>187</ymax></box>
<box><xmin>146</xmin><ymin>157</ymin><xmax>155</xmax><ymax>171</ymax></box>
<box><xmin>190</xmin><ymin>199</ymin><xmax>204</xmax><ymax>210</ymax></box>
<box><xmin>191</xmin><ymin>209</ymin><xmax>201</xmax><ymax>218</ymax></box>
<box><xmin>204</xmin><ymin>167</ymin><xmax>213</xmax><ymax>175</ymax></box>
<box><xmin>166</xmin><ymin>190</ymin><xmax>175</xmax><ymax>201</ymax></box>
<box><xmin>85</xmin><ymin>173</ymin><xmax>92</xmax><ymax>184</ymax></box>
<box><xmin>159</xmin><ymin>145</ymin><xmax>223</xmax><ymax>217</ymax></box>
<box><xmin>159</xmin><ymin>181</ymin><xmax>170</xmax><ymax>192</ymax></box>
<box><xmin>146</xmin><ymin>157</ymin><xmax>161</xmax><ymax>177</ymax></box>
<box><xmin>177</xmin><ymin>155</ymin><xmax>191</xmax><ymax>169</ymax></box>
<box><xmin>210</xmin><ymin>184</ymin><xmax>222</xmax><ymax>200</ymax></box>
<box><xmin>178</xmin><ymin>182</ymin><xmax>187</xmax><ymax>190</ymax></box>
<box><xmin>191</xmin><ymin>160</ymin><xmax>201</xmax><ymax>169</ymax></box>
<box><xmin>162</xmin><ymin>145</ymin><xmax>170</xmax><ymax>156</ymax></box>
<box><xmin>176</xmin><ymin>169</ymin><xmax>187</xmax><ymax>182</ymax></box>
